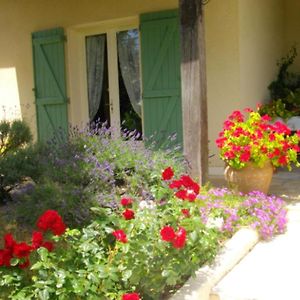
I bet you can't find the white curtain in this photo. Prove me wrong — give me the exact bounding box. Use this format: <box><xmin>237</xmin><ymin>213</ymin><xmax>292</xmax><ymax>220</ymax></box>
<box><xmin>117</xmin><ymin>30</ymin><xmax>142</xmax><ymax>117</ymax></box>
<box><xmin>86</xmin><ymin>34</ymin><xmax>106</xmax><ymax>120</ymax></box>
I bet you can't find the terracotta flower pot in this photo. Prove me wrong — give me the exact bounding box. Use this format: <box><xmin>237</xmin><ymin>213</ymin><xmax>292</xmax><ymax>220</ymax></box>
<box><xmin>224</xmin><ymin>161</ymin><xmax>273</xmax><ymax>194</ymax></box>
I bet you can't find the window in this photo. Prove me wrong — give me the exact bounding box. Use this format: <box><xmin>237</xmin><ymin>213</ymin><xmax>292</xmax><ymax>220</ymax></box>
<box><xmin>85</xmin><ymin>28</ymin><xmax>142</xmax><ymax>135</ymax></box>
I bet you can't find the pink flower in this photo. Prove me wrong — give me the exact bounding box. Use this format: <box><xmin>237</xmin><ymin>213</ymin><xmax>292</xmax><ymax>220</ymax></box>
<box><xmin>122</xmin><ymin>293</ymin><xmax>140</xmax><ymax>300</ymax></box>
<box><xmin>162</xmin><ymin>167</ymin><xmax>174</xmax><ymax>181</ymax></box>
<box><xmin>240</xmin><ymin>151</ymin><xmax>250</xmax><ymax>162</ymax></box>
<box><xmin>229</xmin><ymin>110</ymin><xmax>244</xmax><ymax>122</ymax></box>
<box><xmin>223</xmin><ymin>120</ymin><xmax>234</xmax><ymax>130</ymax></box>
<box><xmin>112</xmin><ymin>230</ymin><xmax>127</xmax><ymax>243</ymax></box>
<box><xmin>278</xmin><ymin>155</ymin><xmax>288</xmax><ymax>165</ymax></box>
<box><xmin>261</xmin><ymin>114</ymin><xmax>272</xmax><ymax>122</ymax></box>
<box><xmin>224</xmin><ymin>151</ymin><xmax>235</xmax><ymax>159</ymax></box>
<box><xmin>244</xmin><ymin>107</ymin><xmax>253</xmax><ymax>113</ymax></box>
<box><xmin>122</xmin><ymin>209</ymin><xmax>135</xmax><ymax>220</ymax></box>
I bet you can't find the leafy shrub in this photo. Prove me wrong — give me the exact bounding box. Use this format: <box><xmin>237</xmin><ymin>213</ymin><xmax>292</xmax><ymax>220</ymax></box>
<box><xmin>2</xmin><ymin>123</ymin><xmax>186</xmax><ymax>229</ymax></box>
<box><xmin>0</xmin><ymin>120</ymin><xmax>32</xmax><ymax>158</ymax></box>
<box><xmin>259</xmin><ymin>46</ymin><xmax>300</xmax><ymax>119</ymax></box>
<box><xmin>0</xmin><ymin>145</ymin><xmax>44</xmax><ymax>188</ymax></box>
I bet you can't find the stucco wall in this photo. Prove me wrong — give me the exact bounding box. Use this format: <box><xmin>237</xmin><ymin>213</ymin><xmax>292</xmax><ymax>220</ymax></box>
<box><xmin>0</xmin><ymin>0</ymin><xmax>177</xmax><ymax>136</ymax></box>
<box><xmin>205</xmin><ymin>0</ymin><xmax>241</xmax><ymax>168</ymax></box>
<box><xmin>207</xmin><ymin>0</ymin><xmax>285</xmax><ymax>168</ymax></box>
<box><xmin>0</xmin><ymin>0</ymin><xmax>293</xmax><ymax>169</ymax></box>
<box><xmin>285</xmin><ymin>0</ymin><xmax>300</xmax><ymax>70</ymax></box>
<box><xmin>239</xmin><ymin>0</ymin><xmax>284</xmax><ymax>107</ymax></box>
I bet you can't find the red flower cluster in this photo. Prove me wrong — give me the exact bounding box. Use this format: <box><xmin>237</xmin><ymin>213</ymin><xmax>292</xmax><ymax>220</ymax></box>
<box><xmin>122</xmin><ymin>209</ymin><xmax>135</xmax><ymax>220</ymax></box>
<box><xmin>0</xmin><ymin>210</ymin><xmax>64</xmax><ymax>269</ymax></box>
<box><xmin>169</xmin><ymin>175</ymin><xmax>200</xmax><ymax>201</ymax></box>
<box><xmin>112</xmin><ymin>229</ymin><xmax>127</xmax><ymax>243</ymax></box>
<box><xmin>216</xmin><ymin>108</ymin><xmax>300</xmax><ymax>169</ymax></box>
<box><xmin>32</xmin><ymin>231</ymin><xmax>54</xmax><ymax>252</ymax></box>
<box><xmin>37</xmin><ymin>210</ymin><xmax>66</xmax><ymax>236</ymax></box>
<box><xmin>0</xmin><ymin>234</ymin><xmax>31</xmax><ymax>268</ymax></box>
<box><xmin>122</xmin><ymin>293</ymin><xmax>140</xmax><ymax>300</ymax></box>
<box><xmin>160</xmin><ymin>226</ymin><xmax>187</xmax><ymax>249</ymax></box>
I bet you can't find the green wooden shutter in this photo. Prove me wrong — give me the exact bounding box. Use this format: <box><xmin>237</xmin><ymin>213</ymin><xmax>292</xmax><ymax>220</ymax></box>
<box><xmin>140</xmin><ymin>10</ymin><xmax>182</xmax><ymax>148</ymax></box>
<box><xmin>32</xmin><ymin>27</ymin><xmax>68</xmax><ymax>143</ymax></box>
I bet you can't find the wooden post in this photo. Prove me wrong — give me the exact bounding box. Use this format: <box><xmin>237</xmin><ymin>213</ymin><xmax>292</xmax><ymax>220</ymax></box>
<box><xmin>179</xmin><ymin>0</ymin><xmax>208</xmax><ymax>185</ymax></box>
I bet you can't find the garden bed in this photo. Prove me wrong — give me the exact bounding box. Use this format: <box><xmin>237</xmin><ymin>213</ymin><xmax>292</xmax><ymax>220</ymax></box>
<box><xmin>0</xmin><ymin>122</ymin><xmax>289</xmax><ymax>299</ymax></box>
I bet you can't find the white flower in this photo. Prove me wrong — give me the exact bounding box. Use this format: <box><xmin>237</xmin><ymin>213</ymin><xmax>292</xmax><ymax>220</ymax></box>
<box><xmin>139</xmin><ymin>200</ymin><xmax>156</xmax><ymax>210</ymax></box>
<box><xmin>206</xmin><ymin>217</ymin><xmax>224</xmax><ymax>230</ymax></box>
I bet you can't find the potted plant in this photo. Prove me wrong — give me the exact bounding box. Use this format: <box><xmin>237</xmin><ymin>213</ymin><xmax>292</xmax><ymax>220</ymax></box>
<box><xmin>259</xmin><ymin>46</ymin><xmax>300</xmax><ymax>121</ymax></box>
<box><xmin>216</xmin><ymin>108</ymin><xmax>300</xmax><ymax>194</ymax></box>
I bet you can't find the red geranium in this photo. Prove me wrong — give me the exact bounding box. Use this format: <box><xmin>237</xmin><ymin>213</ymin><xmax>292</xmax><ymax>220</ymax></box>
<box><xmin>13</xmin><ymin>242</ymin><xmax>32</xmax><ymax>258</ymax></box>
<box><xmin>37</xmin><ymin>210</ymin><xmax>66</xmax><ymax>236</ymax></box>
<box><xmin>0</xmin><ymin>249</ymin><xmax>12</xmax><ymax>267</ymax></box>
<box><xmin>170</xmin><ymin>175</ymin><xmax>200</xmax><ymax>201</ymax></box>
<box><xmin>162</xmin><ymin>167</ymin><xmax>174</xmax><ymax>181</ymax></box>
<box><xmin>181</xmin><ymin>209</ymin><xmax>190</xmax><ymax>218</ymax></box>
<box><xmin>18</xmin><ymin>257</ymin><xmax>30</xmax><ymax>269</ymax></box>
<box><xmin>160</xmin><ymin>226</ymin><xmax>176</xmax><ymax>242</ymax></box>
<box><xmin>217</xmin><ymin>108</ymin><xmax>300</xmax><ymax>170</ymax></box>
<box><xmin>172</xmin><ymin>227</ymin><xmax>186</xmax><ymax>249</ymax></box>
<box><xmin>4</xmin><ymin>233</ymin><xmax>16</xmax><ymax>250</ymax></box>
<box><xmin>120</xmin><ymin>197</ymin><xmax>133</xmax><ymax>207</ymax></box>
<box><xmin>112</xmin><ymin>229</ymin><xmax>127</xmax><ymax>243</ymax></box>
<box><xmin>42</xmin><ymin>241</ymin><xmax>54</xmax><ymax>252</ymax></box>
<box><xmin>160</xmin><ymin>226</ymin><xmax>187</xmax><ymax>249</ymax></box>
<box><xmin>122</xmin><ymin>293</ymin><xmax>140</xmax><ymax>300</ymax></box>
<box><xmin>122</xmin><ymin>209</ymin><xmax>135</xmax><ymax>220</ymax></box>
<box><xmin>32</xmin><ymin>231</ymin><xmax>44</xmax><ymax>249</ymax></box>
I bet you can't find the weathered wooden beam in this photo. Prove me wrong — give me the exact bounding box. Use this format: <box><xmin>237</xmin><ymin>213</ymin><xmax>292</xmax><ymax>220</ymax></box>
<box><xmin>179</xmin><ymin>0</ymin><xmax>208</xmax><ymax>185</ymax></box>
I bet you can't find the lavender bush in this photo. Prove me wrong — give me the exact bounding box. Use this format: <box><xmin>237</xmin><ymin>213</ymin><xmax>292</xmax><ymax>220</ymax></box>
<box><xmin>2</xmin><ymin>123</ymin><xmax>186</xmax><ymax>229</ymax></box>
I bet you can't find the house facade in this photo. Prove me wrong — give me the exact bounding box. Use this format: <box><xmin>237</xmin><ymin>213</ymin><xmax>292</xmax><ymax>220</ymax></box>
<box><xmin>0</xmin><ymin>0</ymin><xmax>299</xmax><ymax>169</ymax></box>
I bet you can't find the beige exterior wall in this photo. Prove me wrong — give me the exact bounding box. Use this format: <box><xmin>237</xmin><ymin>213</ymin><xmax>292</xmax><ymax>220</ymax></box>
<box><xmin>285</xmin><ymin>0</ymin><xmax>300</xmax><ymax>70</ymax></box>
<box><xmin>205</xmin><ymin>0</ymin><xmax>241</xmax><ymax>168</ymax></box>
<box><xmin>207</xmin><ymin>0</ymin><xmax>286</xmax><ymax>168</ymax></box>
<box><xmin>0</xmin><ymin>0</ymin><xmax>296</xmax><ymax>168</ymax></box>
<box><xmin>0</xmin><ymin>0</ymin><xmax>177</xmax><ymax>138</ymax></box>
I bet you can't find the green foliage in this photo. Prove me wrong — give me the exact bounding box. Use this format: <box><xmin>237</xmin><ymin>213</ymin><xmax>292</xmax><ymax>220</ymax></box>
<box><xmin>1</xmin><ymin>124</ymin><xmax>186</xmax><ymax>230</ymax></box>
<box><xmin>0</xmin><ymin>120</ymin><xmax>32</xmax><ymax>158</ymax></box>
<box><xmin>260</xmin><ymin>46</ymin><xmax>300</xmax><ymax>119</ymax></box>
<box><xmin>0</xmin><ymin>145</ymin><xmax>44</xmax><ymax>188</ymax></box>
<box><xmin>0</xmin><ymin>177</ymin><xmax>220</xmax><ymax>300</ymax></box>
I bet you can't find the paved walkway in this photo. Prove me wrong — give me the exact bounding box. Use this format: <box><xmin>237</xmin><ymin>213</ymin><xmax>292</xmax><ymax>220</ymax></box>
<box><xmin>208</xmin><ymin>169</ymin><xmax>300</xmax><ymax>300</ymax></box>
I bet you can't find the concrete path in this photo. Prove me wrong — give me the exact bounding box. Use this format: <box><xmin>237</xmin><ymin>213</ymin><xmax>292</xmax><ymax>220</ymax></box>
<box><xmin>208</xmin><ymin>169</ymin><xmax>300</xmax><ymax>300</ymax></box>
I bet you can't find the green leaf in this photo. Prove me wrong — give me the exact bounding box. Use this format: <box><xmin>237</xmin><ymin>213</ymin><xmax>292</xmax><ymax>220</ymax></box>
<box><xmin>122</xmin><ymin>269</ymin><xmax>132</xmax><ymax>281</ymax></box>
<box><xmin>38</xmin><ymin>289</ymin><xmax>49</xmax><ymax>300</ymax></box>
<box><xmin>10</xmin><ymin>258</ymin><xmax>19</xmax><ymax>266</ymax></box>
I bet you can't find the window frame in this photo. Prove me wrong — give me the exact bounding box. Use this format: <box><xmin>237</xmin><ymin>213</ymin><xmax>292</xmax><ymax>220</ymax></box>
<box><xmin>67</xmin><ymin>17</ymin><xmax>141</xmax><ymax>132</ymax></box>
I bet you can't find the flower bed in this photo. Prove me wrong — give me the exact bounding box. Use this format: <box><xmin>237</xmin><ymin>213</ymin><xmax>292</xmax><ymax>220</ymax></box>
<box><xmin>0</xmin><ymin>167</ymin><xmax>288</xmax><ymax>299</ymax></box>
